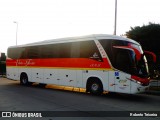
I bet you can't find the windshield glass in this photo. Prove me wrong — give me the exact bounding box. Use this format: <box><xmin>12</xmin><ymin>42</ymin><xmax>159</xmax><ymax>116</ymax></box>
<box><xmin>136</xmin><ymin>53</ymin><xmax>149</xmax><ymax>77</ymax></box>
<box><xmin>99</xmin><ymin>39</ymin><xmax>149</xmax><ymax>77</ymax></box>
<box><xmin>129</xmin><ymin>43</ymin><xmax>149</xmax><ymax>77</ymax></box>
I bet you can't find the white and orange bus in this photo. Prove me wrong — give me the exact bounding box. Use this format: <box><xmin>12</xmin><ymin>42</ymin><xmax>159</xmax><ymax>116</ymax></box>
<box><xmin>6</xmin><ymin>34</ymin><xmax>150</xmax><ymax>94</ymax></box>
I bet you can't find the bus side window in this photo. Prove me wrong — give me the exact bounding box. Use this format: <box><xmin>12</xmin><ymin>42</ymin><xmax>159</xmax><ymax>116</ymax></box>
<box><xmin>40</xmin><ymin>45</ymin><xmax>54</xmax><ymax>58</ymax></box>
<box><xmin>59</xmin><ymin>43</ymin><xmax>71</xmax><ymax>58</ymax></box>
<box><xmin>79</xmin><ymin>41</ymin><xmax>102</xmax><ymax>61</ymax></box>
<box><xmin>8</xmin><ymin>47</ymin><xmax>25</xmax><ymax>59</ymax></box>
<box><xmin>20</xmin><ymin>47</ymin><xmax>27</xmax><ymax>59</ymax></box>
<box><xmin>26</xmin><ymin>46</ymin><xmax>40</xmax><ymax>59</ymax></box>
<box><xmin>70</xmin><ymin>42</ymin><xmax>80</xmax><ymax>58</ymax></box>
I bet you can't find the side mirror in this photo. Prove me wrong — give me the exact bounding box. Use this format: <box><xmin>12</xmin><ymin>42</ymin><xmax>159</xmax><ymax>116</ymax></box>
<box><xmin>144</xmin><ymin>51</ymin><xmax>156</xmax><ymax>63</ymax></box>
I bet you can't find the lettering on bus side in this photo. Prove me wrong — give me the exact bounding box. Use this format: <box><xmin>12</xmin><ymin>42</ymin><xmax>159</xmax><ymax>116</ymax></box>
<box><xmin>89</xmin><ymin>64</ymin><xmax>101</xmax><ymax>67</ymax></box>
<box><xmin>16</xmin><ymin>59</ymin><xmax>35</xmax><ymax>66</ymax></box>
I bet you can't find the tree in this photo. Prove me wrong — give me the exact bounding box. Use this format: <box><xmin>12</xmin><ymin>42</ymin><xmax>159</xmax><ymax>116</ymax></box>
<box><xmin>126</xmin><ymin>23</ymin><xmax>160</xmax><ymax>79</ymax></box>
<box><xmin>126</xmin><ymin>22</ymin><xmax>160</xmax><ymax>54</ymax></box>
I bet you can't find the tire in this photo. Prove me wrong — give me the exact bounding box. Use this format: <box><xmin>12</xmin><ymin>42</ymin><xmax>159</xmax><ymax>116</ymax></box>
<box><xmin>20</xmin><ymin>73</ymin><xmax>30</xmax><ymax>85</ymax></box>
<box><xmin>88</xmin><ymin>79</ymin><xmax>103</xmax><ymax>95</ymax></box>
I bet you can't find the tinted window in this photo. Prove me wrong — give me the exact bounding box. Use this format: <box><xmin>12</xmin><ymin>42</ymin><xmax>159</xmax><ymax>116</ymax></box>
<box><xmin>59</xmin><ymin>43</ymin><xmax>71</xmax><ymax>58</ymax></box>
<box><xmin>79</xmin><ymin>41</ymin><xmax>102</xmax><ymax>61</ymax></box>
<box><xmin>99</xmin><ymin>39</ymin><xmax>139</xmax><ymax>74</ymax></box>
<box><xmin>112</xmin><ymin>40</ymin><xmax>128</xmax><ymax>46</ymax></box>
<box><xmin>70</xmin><ymin>42</ymin><xmax>80</xmax><ymax>58</ymax></box>
<box><xmin>8</xmin><ymin>47</ymin><xmax>25</xmax><ymax>59</ymax></box>
<box><xmin>8</xmin><ymin>40</ymin><xmax>102</xmax><ymax>61</ymax></box>
<box><xmin>99</xmin><ymin>39</ymin><xmax>112</xmax><ymax>62</ymax></box>
<box><xmin>99</xmin><ymin>39</ymin><xmax>131</xmax><ymax>67</ymax></box>
<box><xmin>114</xmin><ymin>48</ymin><xmax>136</xmax><ymax>74</ymax></box>
<box><xmin>26</xmin><ymin>46</ymin><xmax>40</xmax><ymax>59</ymax></box>
<box><xmin>40</xmin><ymin>44</ymin><xmax>59</xmax><ymax>58</ymax></box>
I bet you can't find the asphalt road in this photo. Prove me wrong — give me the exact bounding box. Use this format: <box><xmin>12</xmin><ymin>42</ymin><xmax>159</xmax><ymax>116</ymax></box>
<box><xmin>0</xmin><ymin>77</ymin><xmax>160</xmax><ymax>120</ymax></box>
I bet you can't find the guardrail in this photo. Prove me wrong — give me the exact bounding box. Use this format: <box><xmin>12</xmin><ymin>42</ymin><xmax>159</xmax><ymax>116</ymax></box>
<box><xmin>150</xmin><ymin>80</ymin><xmax>160</xmax><ymax>87</ymax></box>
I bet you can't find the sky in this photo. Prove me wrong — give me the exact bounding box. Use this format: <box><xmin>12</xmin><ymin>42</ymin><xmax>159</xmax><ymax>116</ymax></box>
<box><xmin>0</xmin><ymin>0</ymin><xmax>160</xmax><ymax>54</ymax></box>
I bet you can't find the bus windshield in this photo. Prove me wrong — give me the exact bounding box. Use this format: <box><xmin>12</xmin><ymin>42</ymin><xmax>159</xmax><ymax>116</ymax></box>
<box><xmin>136</xmin><ymin>54</ymin><xmax>149</xmax><ymax>77</ymax></box>
<box><xmin>99</xmin><ymin>39</ymin><xmax>149</xmax><ymax>77</ymax></box>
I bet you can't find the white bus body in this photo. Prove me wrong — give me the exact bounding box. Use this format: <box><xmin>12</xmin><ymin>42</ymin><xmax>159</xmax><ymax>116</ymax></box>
<box><xmin>7</xmin><ymin>34</ymin><xmax>150</xmax><ymax>94</ymax></box>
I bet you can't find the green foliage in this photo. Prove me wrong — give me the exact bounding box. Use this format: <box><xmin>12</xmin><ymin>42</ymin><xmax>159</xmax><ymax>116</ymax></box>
<box><xmin>126</xmin><ymin>23</ymin><xmax>160</xmax><ymax>53</ymax></box>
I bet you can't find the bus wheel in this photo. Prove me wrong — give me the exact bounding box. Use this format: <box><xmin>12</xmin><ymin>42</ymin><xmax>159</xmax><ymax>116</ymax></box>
<box><xmin>88</xmin><ymin>79</ymin><xmax>103</xmax><ymax>95</ymax></box>
<box><xmin>20</xmin><ymin>73</ymin><xmax>29</xmax><ymax>85</ymax></box>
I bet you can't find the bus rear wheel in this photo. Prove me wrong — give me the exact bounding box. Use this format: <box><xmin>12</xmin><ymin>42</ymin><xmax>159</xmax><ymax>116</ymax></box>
<box><xmin>88</xmin><ymin>79</ymin><xmax>103</xmax><ymax>95</ymax></box>
<box><xmin>20</xmin><ymin>73</ymin><xmax>30</xmax><ymax>86</ymax></box>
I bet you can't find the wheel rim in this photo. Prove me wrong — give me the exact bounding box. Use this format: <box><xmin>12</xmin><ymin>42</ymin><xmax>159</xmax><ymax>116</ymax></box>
<box><xmin>22</xmin><ymin>78</ymin><xmax>27</xmax><ymax>84</ymax></box>
<box><xmin>91</xmin><ymin>83</ymin><xmax>99</xmax><ymax>91</ymax></box>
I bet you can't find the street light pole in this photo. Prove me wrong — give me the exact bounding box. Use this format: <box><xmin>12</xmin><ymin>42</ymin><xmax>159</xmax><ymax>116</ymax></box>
<box><xmin>13</xmin><ymin>21</ymin><xmax>18</xmax><ymax>45</ymax></box>
<box><xmin>114</xmin><ymin>0</ymin><xmax>117</xmax><ymax>35</ymax></box>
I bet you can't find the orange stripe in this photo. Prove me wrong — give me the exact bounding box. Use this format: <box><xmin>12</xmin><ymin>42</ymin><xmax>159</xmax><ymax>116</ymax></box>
<box><xmin>6</xmin><ymin>58</ymin><xmax>111</xmax><ymax>69</ymax></box>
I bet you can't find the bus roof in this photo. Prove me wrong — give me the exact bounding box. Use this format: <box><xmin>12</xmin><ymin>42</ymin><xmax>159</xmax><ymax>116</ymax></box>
<box><xmin>9</xmin><ymin>34</ymin><xmax>140</xmax><ymax>48</ymax></box>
